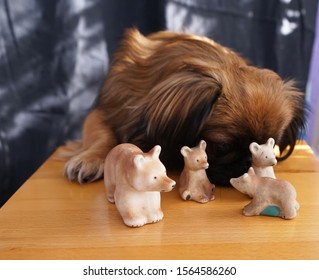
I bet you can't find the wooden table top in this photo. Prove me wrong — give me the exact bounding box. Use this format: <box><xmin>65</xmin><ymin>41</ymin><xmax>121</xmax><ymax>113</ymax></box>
<box><xmin>1</xmin><ymin>142</ymin><xmax>319</xmax><ymax>260</ymax></box>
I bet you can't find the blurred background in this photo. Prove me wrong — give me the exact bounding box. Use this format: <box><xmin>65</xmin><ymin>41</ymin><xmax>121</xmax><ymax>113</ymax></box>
<box><xmin>0</xmin><ymin>0</ymin><xmax>318</xmax><ymax>207</ymax></box>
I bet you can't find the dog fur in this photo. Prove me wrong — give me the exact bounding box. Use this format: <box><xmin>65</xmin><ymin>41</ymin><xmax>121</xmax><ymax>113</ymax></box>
<box><xmin>61</xmin><ymin>28</ymin><xmax>305</xmax><ymax>186</ymax></box>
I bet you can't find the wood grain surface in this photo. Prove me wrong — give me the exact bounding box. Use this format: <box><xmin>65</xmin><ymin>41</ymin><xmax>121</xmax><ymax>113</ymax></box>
<box><xmin>1</xmin><ymin>142</ymin><xmax>319</xmax><ymax>260</ymax></box>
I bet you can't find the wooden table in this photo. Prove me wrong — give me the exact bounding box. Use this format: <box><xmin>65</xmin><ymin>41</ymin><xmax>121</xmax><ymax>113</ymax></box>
<box><xmin>1</xmin><ymin>142</ymin><xmax>319</xmax><ymax>260</ymax></box>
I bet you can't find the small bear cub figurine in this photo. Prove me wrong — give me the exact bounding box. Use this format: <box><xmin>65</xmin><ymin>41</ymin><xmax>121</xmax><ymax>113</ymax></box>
<box><xmin>249</xmin><ymin>137</ymin><xmax>277</xmax><ymax>178</ymax></box>
<box><xmin>179</xmin><ymin>140</ymin><xmax>215</xmax><ymax>203</ymax></box>
<box><xmin>230</xmin><ymin>167</ymin><xmax>299</xmax><ymax>219</ymax></box>
<box><xmin>104</xmin><ymin>143</ymin><xmax>176</xmax><ymax>227</ymax></box>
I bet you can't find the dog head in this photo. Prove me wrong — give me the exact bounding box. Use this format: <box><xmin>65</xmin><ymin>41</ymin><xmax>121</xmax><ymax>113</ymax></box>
<box><xmin>141</xmin><ymin>67</ymin><xmax>305</xmax><ymax>186</ymax></box>
<box><xmin>136</xmin><ymin>62</ymin><xmax>305</xmax><ymax>185</ymax></box>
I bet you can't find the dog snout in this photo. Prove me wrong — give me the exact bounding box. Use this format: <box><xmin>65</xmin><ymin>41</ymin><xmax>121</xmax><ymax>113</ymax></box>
<box><xmin>207</xmin><ymin>155</ymin><xmax>252</xmax><ymax>186</ymax></box>
<box><xmin>245</xmin><ymin>157</ymin><xmax>252</xmax><ymax>169</ymax></box>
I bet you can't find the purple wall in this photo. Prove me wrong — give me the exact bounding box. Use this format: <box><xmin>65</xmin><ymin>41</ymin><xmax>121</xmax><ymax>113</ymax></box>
<box><xmin>306</xmin><ymin>5</ymin><xmax>319</xmax><ymax>156</ymax></box>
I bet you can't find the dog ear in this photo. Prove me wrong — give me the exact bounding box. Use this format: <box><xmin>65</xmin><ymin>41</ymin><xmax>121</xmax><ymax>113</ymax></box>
<box><xmin>144</xmin><ymin>72</ymin><xmax>221</xmax><ymax>148</ymax></box>
<box><xmin>277</xmin><ymin>82</ymin><xmax>307</xmax><ymax>161</ymax></box>
<box><xmin>277</xmin><ymin>115</ymin><xmax>305</xmax><ymax>160</ymax></box>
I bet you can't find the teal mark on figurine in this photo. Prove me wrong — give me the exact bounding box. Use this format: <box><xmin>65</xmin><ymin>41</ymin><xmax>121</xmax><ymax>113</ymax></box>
<box><xmin>260</xmin><ymin>205</ymin><xmax>280</xmax><ymax>217</ymax></box>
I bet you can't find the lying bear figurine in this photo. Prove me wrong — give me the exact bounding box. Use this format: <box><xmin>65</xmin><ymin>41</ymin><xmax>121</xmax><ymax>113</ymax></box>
<box><xmin>249</xmin><ymin>137</ymin><xmax>277</xmax><ymax>178</ymax></box>
<box><xmin>230</xmin><ymin>167</ymin><xmax>299</xmax><ymax>219</ymax></box>
<box><xmin>179</xmin><ymin>140</ymin><xmax>215</xmax><ymax>203</ymax></box>
<box><xmin>104</xmin><ymin>143</ymin><xmax>176</xmax><ymax>227</ymax></box>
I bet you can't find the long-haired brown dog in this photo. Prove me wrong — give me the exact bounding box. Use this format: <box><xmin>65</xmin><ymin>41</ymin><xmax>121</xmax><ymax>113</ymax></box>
<box><xmin>62</xmin><ymin>28</ymin><xmax>305</xmax><ymax>186</ymax></box>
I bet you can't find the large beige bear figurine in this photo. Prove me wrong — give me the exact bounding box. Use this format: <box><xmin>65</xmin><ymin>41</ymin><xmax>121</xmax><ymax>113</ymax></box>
<box><xmin>249</xmin><ymin>137</ymin><xmax>277</xmax><ymax>178</ymax></box>
<box><xmin>230</xmin><ymin>167</ymin><xmax>299</xmax><ymax>219</ymax></box>
<box><xmin>179</xmin><ymin>140</ymin><xmax>215</xmax><ymax>203</ymax></box>
<box><xmin>104</xmin><ymin>143</ymin><xmax>176</xmax><ymax>227</ymax></box>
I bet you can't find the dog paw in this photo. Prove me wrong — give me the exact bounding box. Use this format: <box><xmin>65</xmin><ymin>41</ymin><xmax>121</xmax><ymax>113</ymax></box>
<box><xmin>64</xmin><ymin>153</ymin><xmax>104</xmax><ymax>183</ymax></box>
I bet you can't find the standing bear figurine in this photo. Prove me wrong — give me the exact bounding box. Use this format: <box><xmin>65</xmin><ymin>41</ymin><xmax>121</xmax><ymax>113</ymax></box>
<box><xmin>230</xmin><ymin>167</ymin><xmax>299</xmax><ymax>219</ymax></box>
<box><xmin>104</xmin><ymin>143</ymin><xmax>176</xmax><ymax>227</ymax></box>
<box><xmin>249</xmin><ymin>137</ymin><xmax>277</xmax><ymax>178</ymax></box>
<box><xmin>179</xmin><ymin>140</ymin><xmax>215</xmax><ymax>203</ymax></box>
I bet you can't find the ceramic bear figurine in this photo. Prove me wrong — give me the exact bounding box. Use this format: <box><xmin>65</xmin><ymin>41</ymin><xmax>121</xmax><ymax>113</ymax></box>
<box><xmin>249</xmin><ymin>137</ymin><xmax>277</xmax><ymax>178</ymax></box>
<box><xmin>230</xmin><ymin>167</ymin><xmax>299</xmax><ymax>219</ymax></box>
<box><xmin>104</xmin><ymin>143</ymin><xmax>176</xmax><ymax>227</ymax></box>
<box><xmin>179</xmin><ymin>140</ymin><xmax>215</xmax><ymax>203</ymax></box>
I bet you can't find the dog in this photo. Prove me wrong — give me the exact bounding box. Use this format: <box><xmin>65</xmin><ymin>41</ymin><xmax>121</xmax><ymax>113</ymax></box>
<box><xmin>61</xmin><ymin>28</ymin><xmax>305</xmax><ymax>186</ymax></box>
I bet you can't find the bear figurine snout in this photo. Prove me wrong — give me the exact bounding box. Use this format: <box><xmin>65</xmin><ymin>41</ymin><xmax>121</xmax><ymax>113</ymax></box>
<box><xmin>162</xmin><ymin>178</ymin><xmax>176</xmax><ymax>192</ymax></box>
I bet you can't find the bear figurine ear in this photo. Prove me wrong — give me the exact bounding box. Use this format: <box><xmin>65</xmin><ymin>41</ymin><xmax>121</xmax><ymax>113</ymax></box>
<box><xmin>133</xmin><ymin>155</ymin><xmax>145</xmax><ymax>169</ymax></box>
<box><xmin>249</xmin><ymin>142</ymin><xmax>260</xmax><ymax>154</ymax></box>
<box><xmin>180</xmin><ymin>146</ymin><xmax>192</xmax><ymax>157</ymax></box>
<box><xmin>199</xmin><ymin>140</ymin><xmax>207</xmax><ymax>150</ymax></box>
<box><xmin>149</xmin><ymin>145</ymin><xmax>161</xmax><ymax>158</ymax></box>
<box><xmin>248</xmin><ymin>167</ymin><xmax>255</xmax><ymax>175</ymax></box>
<box><xmin>267</xmin><ymin>138</ymin><xmax>275</xmax><ymax>148</ymax></box>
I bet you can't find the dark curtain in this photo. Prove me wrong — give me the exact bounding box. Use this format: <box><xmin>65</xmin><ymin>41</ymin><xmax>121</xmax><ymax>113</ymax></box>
<box><xmin>0</xmin><ymin>0</ymin><xmax>317</xmax><ymax>206</ymax></box>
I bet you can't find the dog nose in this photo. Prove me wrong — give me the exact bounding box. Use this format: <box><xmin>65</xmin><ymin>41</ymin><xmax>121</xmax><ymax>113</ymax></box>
<box><xmin>244</xmin><ymin>157</ymin><xmax>252</xmax><ymax>170</ymax></box>
<box><xmin>206</xmin><ymin>154</ymin><xmax>253</xmax><ymax>186</ymax></box>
